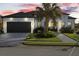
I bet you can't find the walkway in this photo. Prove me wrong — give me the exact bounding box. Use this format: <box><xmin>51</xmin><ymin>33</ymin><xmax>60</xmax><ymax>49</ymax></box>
<box><xmin>57</xmin><ymin>34</ymin><xmax>76</xmax><ymax>43</ymax></box>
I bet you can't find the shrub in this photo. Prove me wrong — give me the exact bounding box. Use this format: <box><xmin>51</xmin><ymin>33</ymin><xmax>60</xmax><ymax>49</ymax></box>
<box><xmin>76</xmin><ymin>29</ymin><xmax>79</xmax><ymax>34</ymax></box>
<box><xmin>0</xmin><ymin>30</ymin><xmax>4</xmax><ymax>34</ymax></box>
<box><xmin>27</xmin><ymin>27</ymin><xmax>56</xmax><ymax>39</ymax></box>
<box><xmin>26</xmin><ymin>33</ymin><xmax>35</xmax><ymax>39</ymax></box>
<box><xmin>60</xmin><ymin>27</ymin><xmax>74</xmax><ymax>33</ymax></box>
<box><xmin>35</xmin><ymin>31</ymin><xmax>56</xmax><ymax>38</ymax></box>
<box><xmin>33</xmin><ymin>27</ymin><xmax>44</xmax><ymax>33</ymax></box>
<box><xmin>48</xmin><ymin>27</ymin><xmax>57</xmax><ymax>32</ymax></box>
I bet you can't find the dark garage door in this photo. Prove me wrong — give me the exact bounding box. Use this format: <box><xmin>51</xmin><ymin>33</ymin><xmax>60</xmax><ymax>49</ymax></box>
<box><xmin>7</xmin><ymin>22</ymin><xmax>31</xmax><ymax>33</ymax></box>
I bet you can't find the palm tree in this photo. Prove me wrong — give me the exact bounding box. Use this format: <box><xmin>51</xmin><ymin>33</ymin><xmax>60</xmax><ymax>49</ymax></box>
<box><xmin>43</xmin><ymin>3</ymin><xmax>63</xmax><ymax>32</ymax></box>
<box><xmin>35</xmin><ymin>7</ymin><xmax>44</xmax><ymax>27</ymax></box>
<box><xmin>35</xmin><ymin>3</ymin><xmax>63</xmax><ymax>32</ymax></box>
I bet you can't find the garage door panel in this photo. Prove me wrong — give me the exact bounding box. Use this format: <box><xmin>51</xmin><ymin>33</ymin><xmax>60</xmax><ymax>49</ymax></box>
<box><xmin>7</xmin><ymin>22</ymin><xmax>31</xmax><ymax>33</ymax></box>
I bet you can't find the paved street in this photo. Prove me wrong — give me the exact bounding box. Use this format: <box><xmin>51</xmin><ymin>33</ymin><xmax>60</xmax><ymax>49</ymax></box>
<box><xmin>0</xmin><ymin>45</ymin><xmax>78</xmax><ymax>56</ymax></box>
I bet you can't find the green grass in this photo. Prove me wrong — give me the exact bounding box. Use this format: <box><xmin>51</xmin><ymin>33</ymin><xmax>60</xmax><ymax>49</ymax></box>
<box><xmin>23</xmin><ymin>36</ymin><xmax>77</xmax><ymax>46</ymax></box>
<box><xmin>23</xmin><ymin>41</ymin><xmax>77</xmax><ymax>46</ymax></box>
<box><xmin>23</xmin><ymin>32</ymin><xmax>77</xmax><ymax>46</ymax></box>
<box><xmin>64</xmin><ymin>33</ymin><xmax>79</xmax><ymax>42</ymax></box>
<box><xmin>25</xmin><ymin>37</ymin><xmax>62</xmax><ymax>42</ymax></box>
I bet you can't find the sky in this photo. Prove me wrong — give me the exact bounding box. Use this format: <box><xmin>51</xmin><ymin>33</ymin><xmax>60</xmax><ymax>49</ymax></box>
<box><xmin>0</xmin><ymin>3</ymin><xmax>79</xmax><ymax>16</ymax></box>
<box><xmin>0</xmin><ymin>3</ymin><xmax>41</xmax><ymax>16</ymax></box>
<box><xmin>0</xmin><ymin>3</ymin><xmax>79</xmax><ymax>23</ymax></box>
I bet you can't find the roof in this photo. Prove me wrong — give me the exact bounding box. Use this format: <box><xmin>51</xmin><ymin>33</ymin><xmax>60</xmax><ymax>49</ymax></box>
<box><xmin>68</xmin><ymin>16</ymin><xmax>76</xmax><ymax>19</ymax></box>
<box><xmin>63</xmin><ymin>12</ymin><xmax>69</xmax><ymax>15</ymax></box>
<box><xmin>2</xmin><ymin>11</ymin><xmax>36</xmax><ymax>18</ymax></box>
<box><xmin>2</xmin><ymin>11</ymin><xmax>69</xmax><ymax>18</ymax></box>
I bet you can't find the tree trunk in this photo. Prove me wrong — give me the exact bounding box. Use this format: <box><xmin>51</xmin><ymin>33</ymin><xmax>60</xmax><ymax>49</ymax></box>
<box><xmin>37</xmin><ymin>18</ymin><xmax>41</xmax><ymax>27</ymax></box>
<box><xmin>53</xmin><ymin>19</ymin><xmax>57</xmax><ymax>29</ymax></box>
<box><xmin>38</xmin><ymin>21</ymin><xmax>41</xmax><ymax>27</ymax></box>
<box><xmin>44</xmin><ymin>17</ymin><xmax>49</xmax><ymax>32</ymax></box>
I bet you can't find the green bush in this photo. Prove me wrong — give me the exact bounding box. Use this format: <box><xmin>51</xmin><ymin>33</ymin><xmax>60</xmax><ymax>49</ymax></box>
<box><xmin>34</xmin><ymin>31</ymin><xmax>56</xmax><ymax>38</ymax></box>
<box><xmin>33</xmin><ymin>27</ymin><xmax>44</xmax><ymax>33</ymax></box>
<box><xmin>26</xmin><ymin>31</ymin><xmax>56</xmax><ymax>39</ymax></box>
<box><xmin>48</xmin><ymin>27</ymin><xmax>57</xmax><ymax>32</ymax></box>
<box><xmin>60</xmin><ymin>27</ymin><xmax>74</xmax><ymax>33</ymax></box>
<box><xmin>0</xmin><ymin>30</ymin><xmax>4</xmax><ymax>34</ymax></box>
<box><xmin>26</xmin><ymin>33</ymin><xmax>35</xmax><ymax>39</ymax></box>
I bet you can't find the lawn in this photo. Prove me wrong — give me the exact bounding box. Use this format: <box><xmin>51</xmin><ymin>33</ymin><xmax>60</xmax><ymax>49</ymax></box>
<box><xmin>23</xmin><ymin>36</ymin><xmax>77</xmax><ymax>46</ymax></box>
<box><xmin>23</xmin><ymin>31</ymin><xmax>77</xmax><ymax>46</ymax></box>
<box><xmin>25</xmin><ymin>37</ymin><xmax>62</xmax><ymax>42</ymax></box>
<box><xmin>23</xmin><ymin>41</ymin><xmax>76</xmax><ymax>46</ymax></box>
<box><xmin>64</xmin><ymin>33</ymin><xmax>79</xmax><ymax>42</ymax></box>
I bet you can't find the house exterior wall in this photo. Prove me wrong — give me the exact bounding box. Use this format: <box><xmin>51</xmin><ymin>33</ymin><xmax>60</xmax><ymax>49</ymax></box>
<box><xmin>57</xmin><ymin>18</ymin><xmax>63</xmax><ymax>32</ymax></box>
<box><xmin>46</xmin><ymin>14</ymin><xmax>75</xmax><ymax>32</ymax></box>
<box><xmin>3</xmin><ymin>18</ymin><xmax>35</xmax><ymax>33</ymax></box>
<box><xmin>34</xmin><ymin>17</ymin><xmax>46</xmax><ymax>28</ymax></box>
<box><xmin>60</xmin><ymin>15</ymin><xmax>75</xmax><ymax>29</ymax></box>
<box><xmin>40</xmin><ymin>14</ymin><xmax>70</xmax><ymax>29</ymax></box>
<box><xmin>68</xmin><ymin>19</ymin><xmax>75</xmax><ymax>29</ymax></box>
<box><xmin>61</xmin><ymin>14</ymin><xmax>69</xmax><ymax>27</ymax></box>
<box><xmin>0</xmin><ymin>20</ymin><xmax>3</xmax><ymax>30</ymax></box>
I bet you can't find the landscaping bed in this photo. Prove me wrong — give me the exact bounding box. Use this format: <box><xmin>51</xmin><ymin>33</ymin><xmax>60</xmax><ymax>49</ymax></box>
<box><xmin>23</xmin><ymin>35</ymin><xmax>77</xmax><ymax>46</ymax></box>
<box><xmin>23</xmin><ymin>30</ymin><xmax>77</xmax><ymax>46</ymax></box>
<box><xmin>64</xmin><ymin>33</ymin><xmax>79</xmax><ymax>42</ymax></box>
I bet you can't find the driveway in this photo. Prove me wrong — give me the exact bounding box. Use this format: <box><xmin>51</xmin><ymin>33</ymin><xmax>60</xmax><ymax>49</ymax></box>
<box><xmin>0</xmin><ymin>33</ymin><xmax>27</xmax><ymax>46</ymax></box>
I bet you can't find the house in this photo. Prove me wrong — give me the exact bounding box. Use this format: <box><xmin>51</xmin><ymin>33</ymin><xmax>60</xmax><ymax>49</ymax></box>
<box><xmin>1</xmin><ymin>11</ymin><xmax>37</xmax><ymax>33</ymax></box>
<box><xmin>41</xmin><ymin>13</ymin><xmax>76</xmax><ymax>32</ymax></box>
<box><xmin>0</xmin><ymin>11</ymin><xmax>76</xmax><ymax>33</ymax></box>
<box><xmin>51</xmin><ymin>13</ymin><xmax>76</xmax><ymax>32</ymax></box>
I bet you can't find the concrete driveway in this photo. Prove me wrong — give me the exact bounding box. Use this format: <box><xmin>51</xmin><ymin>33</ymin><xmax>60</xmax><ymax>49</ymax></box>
<box><xmin>0</xmin><ymin>33</ymin><xmax>27</xmax><ymax>46</ymax></box>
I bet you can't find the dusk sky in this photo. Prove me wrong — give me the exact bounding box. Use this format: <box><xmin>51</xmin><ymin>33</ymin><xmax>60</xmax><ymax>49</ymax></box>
<box><xmin>0</xmin><ymin>3</ymin><xmax>79</xmax><ymax>20</ymax></box>
<box><xmin>0</xmin><ymin>3</ymin><xmax>79</xmax><ymax>15</ymax></box>
<box><xmin>0</xmin><ymin>3</ymin><xmax>79</xmax><ymax>23</ymax></box>
<box><xmin>0</xmin><ymin>3</ymin><xmax>41</xmax><ymax>16</ymax></box>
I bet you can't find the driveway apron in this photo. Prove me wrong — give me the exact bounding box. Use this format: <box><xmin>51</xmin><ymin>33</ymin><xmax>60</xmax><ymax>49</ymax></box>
<box><xmin>0</xmin><ymin>33</ymin><xmax>27</xmax><ymax>46</ymax></box>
